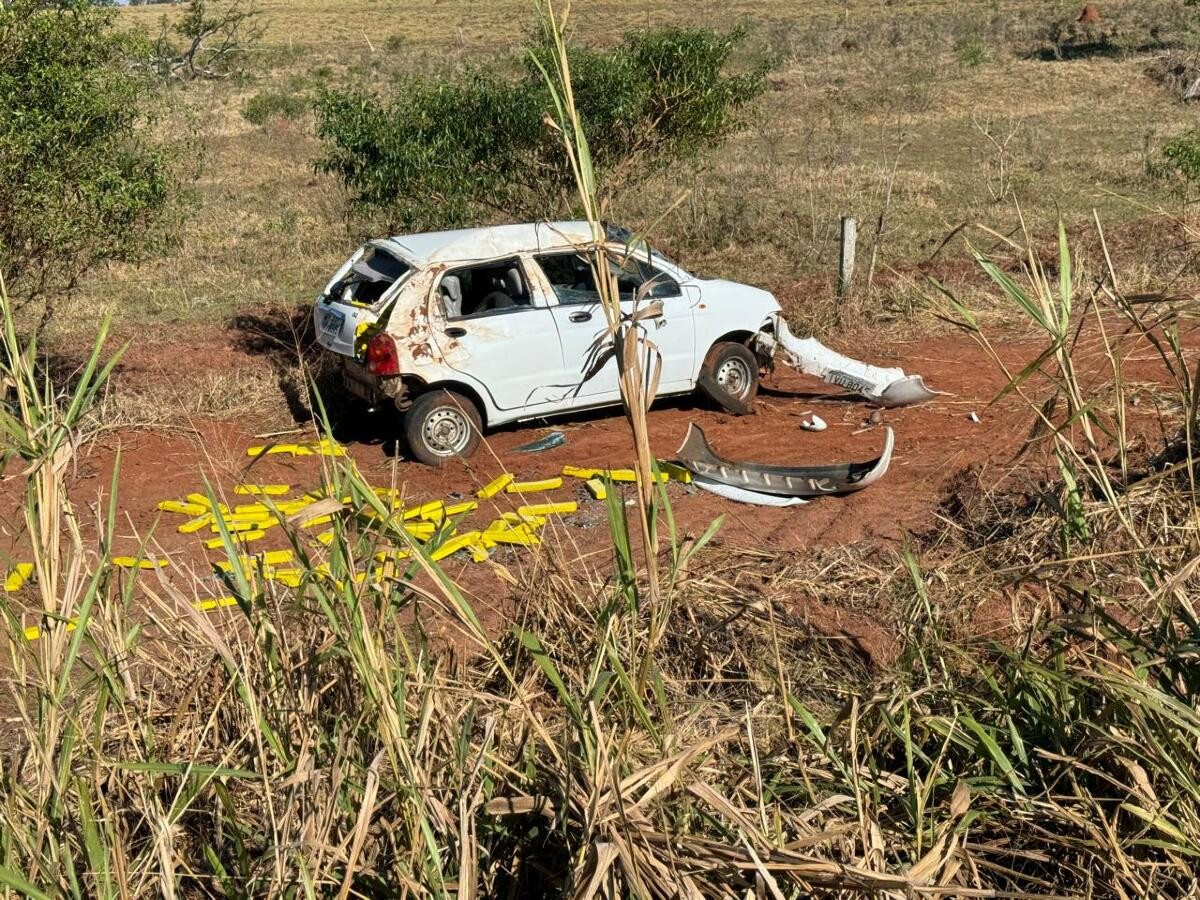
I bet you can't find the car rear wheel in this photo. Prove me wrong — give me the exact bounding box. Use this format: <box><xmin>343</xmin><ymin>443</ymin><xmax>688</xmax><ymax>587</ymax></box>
<box><xmin>697</xmin><ymin>342</ymin><xmax>759</xmax><ymax>414</ymax></box>
<box><xmin>404</xmin><ymin>389</ymin><xmax>482</xmax><ymax>465</ymax></box>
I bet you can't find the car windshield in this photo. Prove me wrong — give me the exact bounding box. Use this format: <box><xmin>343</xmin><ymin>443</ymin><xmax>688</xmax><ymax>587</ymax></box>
<box><xmin>325</xmin><ymin>245</ymin><xmax>412</xmax><ymax>308</ymax></box>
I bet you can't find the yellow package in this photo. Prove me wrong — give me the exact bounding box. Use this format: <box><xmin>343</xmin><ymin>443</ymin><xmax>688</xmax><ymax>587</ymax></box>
<box><xmin>424</xmin><ymin>500</ymin><xmax>478</xmax><ymax>522</ymax></box>
<box><xmin>506</xmin><ymin>477</ymin><xmax>563</xmax><ymax>493</ymax></box>
<box><xmin>194</xmin><ymin>596</ymin><xmax>239</xmax><ymax>612</ymax></box>
<box><xmin>403</xmin><ymin>500</ymin><xmax>444</xmax><ymax>520</ymax></box>
<box><xmin>430</xmin><ymin>531</ymin><xmax>483</xmax><ymax>561</ymax></box>
<box><xmin>205</xmin><ymin>531</ymin><xmax>265</xmax><ymax>549</ymax></box>
<box><xmin>476</xmin><ymin>473</ymin><xmax>514</xmax><ymax>499</ymax></box>
<box><xmin>265</xmin><ymin>568</ymin><xmax>303</xmax><ymax>587</ymax></box>
<box><xmin>603</xmin><ymin>469</ymin><xmax>666</xmax><ymax>483</ymax></box>
<box><xmin>658</xmin><ymin>461</ymin><xmax>693</xmax><ymax>483</ymax></box>
<box><xmin>517</xmin><ymin>501</ymin><xmax>577</xmax><ymax>517</ymax></box>
<box><xmin>178</xmin><ymin>514</ymin><xmax>213</xmax><ymax>534</ymax></box>
<box><xmin>5</xmin><ymin>563</ymin><xmax>34</xmax><ymax>592</ymax></box>
<box><xmin>562</xmin><ymin>465</ymin><xmax>601</xmax><ymax>479</ymax></box>
<box><xmin>233</xmin><ymin>484</ymin><xmax>290</xmax><ymax>496</ymax></box>
<box><xmin>496</xmin><ymin>511</ymin><xmax>545</xmax><ymax>527</ymax></box>
<box><xmin>157</xmin><ymin>500</ymin><xmax>207</xmax><ymax>516</ymax></box>
<box><xmin>486</xmin><ymin>525</ymin><xmax>541</xmax><ymax>547</ymax></box>
<box><xmin>112</xmin><ymin>557</ymin><xmax>168</xmax><ymax>569</ymax></box>
<box><xmin>212</xmin><ymin>520</ymin><xmax>258</xmax><ymax>533</ymax></box>
<box><xmin>249</xmin><ymin>550</ymin><xmax>294</xmax><ymax>567</ymax></box>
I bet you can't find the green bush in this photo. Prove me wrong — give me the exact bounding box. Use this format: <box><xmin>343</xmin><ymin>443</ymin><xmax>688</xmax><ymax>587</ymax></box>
<box><xmin>242</xmin><ymin>90</ymin><xmax>309</xmax><ymax>125</ymax></box>
<box><xmin>314</xmin><ymin>26</ymin><xmax>768</xmax><ymax>231</ymax></box>
<box><xmin>1162</xmin><ymin>129</ymin><xmax>1200</xmax><ymax>183</ymax></box>
<box><xmin>0</xmin><ymin>0</ymin><xmax>182</xmax><ymax>327</ymax></box>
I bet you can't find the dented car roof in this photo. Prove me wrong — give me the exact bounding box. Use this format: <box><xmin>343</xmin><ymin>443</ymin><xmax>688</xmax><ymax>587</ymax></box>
<box><xmin>388</xmin><ymin>221</ymin><xmax>596</xmax><ymax>266</ymax></box>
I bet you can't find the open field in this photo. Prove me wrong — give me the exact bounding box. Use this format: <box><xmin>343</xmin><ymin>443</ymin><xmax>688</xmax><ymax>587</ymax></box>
<box><xmin>73</xmin><ymin>0</ymin><xmax>1199</xmax><ymax>367</ymax></box>
<box><xmin>7</xmin><ymin>1</ymin><xmax>1200</xmax><ymax>895</ymax></box>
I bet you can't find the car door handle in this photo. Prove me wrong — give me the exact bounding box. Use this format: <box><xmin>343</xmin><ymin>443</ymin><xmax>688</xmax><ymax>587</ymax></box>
<box><xmin>445</xmin><ymin>327</ymin><xmax>467</xmax><ymax>338</ymax></box>
<box><xmin>568</xmin><ymin>310</ymin><xmax>592</xmax><ymax>323</ymax></box>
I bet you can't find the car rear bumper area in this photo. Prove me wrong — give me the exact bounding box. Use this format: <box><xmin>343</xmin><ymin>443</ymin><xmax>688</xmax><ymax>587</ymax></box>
<box><xmin>340</xmin><ymin>359</ymin><xmax>407</xmax><ymax>410</ymax></box>
<box><xmin>341</xmin><ymin>361</ymin><xmax>378</xmax><ymax>404</ymax></box>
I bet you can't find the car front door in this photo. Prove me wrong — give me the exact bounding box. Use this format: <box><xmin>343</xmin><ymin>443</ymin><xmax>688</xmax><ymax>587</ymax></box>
<box><xmin>429</xmin><ymin>256</ymin><xmax>566</xmax><ymax>414</ymax></box>
<box><xmin>529</xmin><ymin>249</ymin><xmax>696</xmax><ymax>408</ymax></box>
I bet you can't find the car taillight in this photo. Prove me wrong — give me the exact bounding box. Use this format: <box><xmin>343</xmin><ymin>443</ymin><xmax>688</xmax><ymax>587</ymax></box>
<box><xmin>366</xmin><ymin>333</ymin><xmax>400</xmax><ymax>376</ymax></box>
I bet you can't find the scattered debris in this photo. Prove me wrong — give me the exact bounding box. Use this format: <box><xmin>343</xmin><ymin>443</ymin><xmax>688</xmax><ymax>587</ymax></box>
<box><xmin>968</xmin><ymin>411</ymin><xmax>981</xmax><ymax>423</ymax></box>
<box><xmin>868</xmin><ymin>409</ymin><xmax>885</xmax><ymax>426</ymax></box>
<box><xmin>512</xmin><ymin>430</ymin><xmax>566</xmax><ymax>453</ymax></box>
<box><xmin>676</xmin><ymin>423</ymin><xmax>894</xmax><ymax>498</ymax></box>
<box><xmin>800</xmin><ymin>414</ymin><xmax>828</xmax><ymax>432</ymax></box>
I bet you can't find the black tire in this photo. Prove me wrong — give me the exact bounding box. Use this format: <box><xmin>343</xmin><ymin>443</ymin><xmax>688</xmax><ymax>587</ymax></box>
<box><xmin>404</xmin><ymin>389</ymin><xmax>483</xmax><ymax>465</ymax></box>
<box><xmin>697</xmin><ymin>341</ymin><xmax>759</xmax><ymax>414</ymax></box>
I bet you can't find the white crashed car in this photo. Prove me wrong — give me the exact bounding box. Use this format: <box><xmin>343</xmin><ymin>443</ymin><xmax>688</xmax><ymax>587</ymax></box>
<box><xmin>313</xmin><ymin>221</ymin><xmax>933</xmax><ymax>464</ymax></box>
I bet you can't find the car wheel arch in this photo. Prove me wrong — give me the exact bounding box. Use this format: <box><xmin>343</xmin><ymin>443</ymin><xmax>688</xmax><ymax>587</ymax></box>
<box><xmin>401</xmin><ymin>376</ymin><xmax>490</xmax><ymax>428</ymax></box>
<box><xmin>709</xmin><ymin>329</ymin><xmax>756</xmax><ymax>348</ymax></box>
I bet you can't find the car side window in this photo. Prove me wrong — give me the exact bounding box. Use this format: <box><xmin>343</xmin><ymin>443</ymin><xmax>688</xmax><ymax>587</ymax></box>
<box><xmin>534</xmin><ymin>253</ymin><xmax>601</xmax><ymax>306</ymax></box>
<box><xmin>535</xmin><ymin>252</ymin><xmax>681</xmax><ymax>305</ymax></box>
<box><xmin>440</xmin><ymin>257</ymin><xmax>533</xmax><ymax>320</ymax></box>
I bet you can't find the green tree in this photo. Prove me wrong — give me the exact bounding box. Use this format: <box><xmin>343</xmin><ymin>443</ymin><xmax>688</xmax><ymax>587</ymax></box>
<box><xmin>314</xmin><ymin>25</ymin><xmax>767</xmax><ymax>232</ymax></box>
<box><xmin>0</xmin><ymin>0</ymin><xmax>181</xmax><ymax>327</ymax></box>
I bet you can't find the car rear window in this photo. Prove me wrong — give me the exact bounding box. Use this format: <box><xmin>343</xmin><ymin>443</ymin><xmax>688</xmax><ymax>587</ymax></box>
<box><xmin>326</xmin><ymin>246</ymin><xmax>412</xmax><ymax>308</ymax></box>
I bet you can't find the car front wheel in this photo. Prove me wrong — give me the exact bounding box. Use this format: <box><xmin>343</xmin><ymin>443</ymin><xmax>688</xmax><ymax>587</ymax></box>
<box><xmin>697</xmin><ymin>342</ymin><xmax>759</xmax><ymax>414</ymax></box>
<box><xmin>404</xmin><ymin>389</ymin><xmax>482</xmax><ymax>465</ymax></box>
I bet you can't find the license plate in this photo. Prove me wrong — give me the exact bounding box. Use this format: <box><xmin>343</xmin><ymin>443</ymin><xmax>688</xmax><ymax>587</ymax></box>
<box><xmin>319</xmin><ymin>308</ymin><xmax>345</xmax><ymax>337</ymax></box>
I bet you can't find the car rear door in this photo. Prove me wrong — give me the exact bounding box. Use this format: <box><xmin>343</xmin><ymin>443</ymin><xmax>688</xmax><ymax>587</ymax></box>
<box><xmin>428</xmin><ymin>256</ymin><xmax>566</xmax><ymax>415</ymax></box>
<box><xmin>529</xmin><ymin>249</ymin><xmax>696</xmax><ymax>408</ymax></box>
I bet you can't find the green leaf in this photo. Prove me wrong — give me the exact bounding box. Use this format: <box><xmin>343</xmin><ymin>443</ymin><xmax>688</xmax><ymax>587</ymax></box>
<box><xmin>0</xmin><ymin>864</ymin><xmax>52</xmax><ymax>900</ymax></box>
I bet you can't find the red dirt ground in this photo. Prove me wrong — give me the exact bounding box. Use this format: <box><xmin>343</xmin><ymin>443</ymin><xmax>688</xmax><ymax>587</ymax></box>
<box><xmin>3</xmin><ymin>320</ymin><xmax>1197</xmax><ymax>662</ymax></box>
